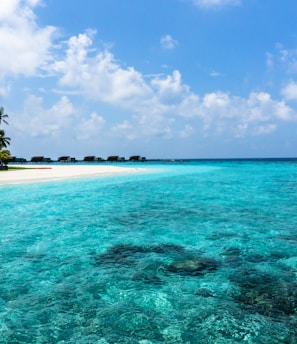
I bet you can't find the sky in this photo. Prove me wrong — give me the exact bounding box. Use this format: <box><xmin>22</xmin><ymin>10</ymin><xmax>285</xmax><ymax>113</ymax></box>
<box><xmin>1</xmin><ymin>0</ymin><xmax>297</xmax><ymax>159</ymax></box>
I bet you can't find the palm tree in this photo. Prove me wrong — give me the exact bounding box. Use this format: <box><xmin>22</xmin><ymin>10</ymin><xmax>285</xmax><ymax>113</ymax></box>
<box><xmin>0</xmin><ymin>108</ymin><xmax>10</xmax><ymax>167</ymax></box>
<box><xmin>0</xmin><ymin>106</ymin><xmax>8</xmax><ymax>126</ymax></box>
<box><xmin>0</xmin><ymin>129</ymin><xmax>10</xmax><ymax>149</ymax></box>
<box><xmin>0</xmin><ymin>149</ymin><xmax>10</xmax><ymax>162</ymax></box>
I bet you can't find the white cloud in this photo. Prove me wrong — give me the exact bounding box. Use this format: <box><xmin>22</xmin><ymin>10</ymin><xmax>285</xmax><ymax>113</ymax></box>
<box><xmin>193</xmin><ymin>0</ymin><xmax>241</xmax><ymax>9</ymax></box>
<box><xmin>137</xmin><ymin>113</ymin><xmax>175</xmax><ymax>139</ymax></box>
<box><xmin>282</xmin><ymin>81</ymin><xmax>297</xmax><ymax>101</ymax></box>
<box><xmin>151</xmin><ymin>70</ymin><xmax>190</xmax><ymax>105</ymax></box>
<box><xmin>203</xmin><ymin>91</ymin><xmax>230</xmax><ymax>109</ymax></box>
<box><xmin>160</xmin><ymin>35</ymin><xmax>178</xmax><ymax>50</ymax></box>
<box><xmin>176</xmin><ymin>90</ymin><xmax>296</xmax><ymax>137</ymax></box>
<box><xmin>199</xmin><ymin>91</ymin><xmax>295</xmax><ymax>123</ymax></box>
<box><xmin>272</xmin><ymin>45</ymin><xmax>297</xmax><ymax>74</ymax></box>
<box><xmin>26</xmin><ymin>0</ymin><xmax>43</xmax><ymax>6</ymax></box>
<box><xmin>52</xmin><ymin>32</ymin><xmax>152</xmax><ymax>107</ymax></box>
<box><xmin>45</xmin><ymin>31</ymin><xmax>297</xmax><ymax>142</ymax></box>
<box><xmin>4</xmin><ymin>1</ymin><xmax>297</xmax><ymax>159</ymax></box>
<box><xmin>209</xmin><ymin>70</ymin><xmax>223</xmax><ymax>77</ymax></box>
<box><xmin>110</xmin><ymin>120</ymin><xmax>136</xmax><ymax>140</ymax></box>
<box><xmin>14</xmin><ymin>95</ymin><xmax>75</xmax><ymax>137</ymax></box>
<box><xmin>253</xmin><ymin>124</ymin><xmax>276</xmax><ymax>136</ymax></box>
<box><xmin>0</xmin><ymin>0</ymin><xmax>56</xmax><ymax>80</ymax></box>
<box><xmin>0</xmin><ymin>0</ymin><xmax>19</xmax><ymax>19</ymax></box>
<box><xmin>110</xmin><ymin>112</ymin><xmax>175</xmax><ymax>141</ymax></box>
<box><xmin>76</xmin><ymin>112</ymin><xmax>105</xmax><ymax>141</ymax></box>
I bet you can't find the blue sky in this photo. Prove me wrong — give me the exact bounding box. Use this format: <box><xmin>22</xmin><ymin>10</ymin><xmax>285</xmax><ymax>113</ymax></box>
<box><xmin>1</xmin><ymin>0</ymin><xmax>297</xmax><ymax>159</ymax></box>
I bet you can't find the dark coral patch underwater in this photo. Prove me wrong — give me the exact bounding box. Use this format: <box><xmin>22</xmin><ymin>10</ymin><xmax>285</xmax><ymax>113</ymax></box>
<box><xmin>94</xmin><ymin>243</ymin><xmax>220</xmax><ymax>280</ymax></box>
<box><xmin>230</xmin><ymin>268</ymin><xmax>297</xmax><ymax>318</ymax></box>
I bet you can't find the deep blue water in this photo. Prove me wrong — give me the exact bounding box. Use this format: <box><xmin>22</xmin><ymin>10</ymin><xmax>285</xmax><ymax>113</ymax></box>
<box><xmin>0</xmin><ymin>160</ymin><xmax>297</xmax><ymax>343</ymax></box>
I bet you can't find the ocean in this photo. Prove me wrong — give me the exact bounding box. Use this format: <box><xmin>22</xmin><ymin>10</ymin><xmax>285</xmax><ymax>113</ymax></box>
<box><xmin>0</xmin><ymin>159</ymin><xmax>296</xmax><ymax>343</ymax></box>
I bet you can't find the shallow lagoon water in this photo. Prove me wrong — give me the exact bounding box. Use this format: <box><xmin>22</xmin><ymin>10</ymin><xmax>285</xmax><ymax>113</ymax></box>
<box><xmin>0</xmin><ymin>160</ymin><xmax>297</xmax><ymax>343</ymax></box>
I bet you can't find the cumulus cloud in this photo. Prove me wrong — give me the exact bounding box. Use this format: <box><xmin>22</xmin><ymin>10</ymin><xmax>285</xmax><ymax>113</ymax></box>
<box><xmin>110</xmin><ymin>120</ymin><xmax>136</xmax><ymax>140</ymax></box>
<box><xmin>282</xmin><ymin>81</ymin><xmax>297</xmax><ymax>101</ymax></box>
<box><xmin>14</xmin><ymin>95</ymin><xmax>75</xmax><ymax>137</ymax></box>
<box><xmin>52</xmin><ymin>32</ymin><xmax>152</xmax><ymax>107</ymax></box>
<box><xmin>4</xmin><ymin>0</ymin><xmax>297</xmax><ymax>159</ymax></box>
<box><xmin>192</xmin><ymin>0</ymin><xmax>241</xmax><ymax>9</ymax></box>
<box><xmin>176</xmin><ymin>90</ymin><xmax>296</xmax><ymax>138</ymax></box>
<box><xmin>76</xmin><ymin>112</ymin><xmax>106</xmax><ymax>141</ymax></box>
<box><xmin>47</xmin><ymin>31</ymin><xmax>297</xmax><ymax>141</ymax></box>
<box><xmin>182</xmin><ymin>91</ymin><xmax>295</xmax><ymax>122</ymax></box>
<box><xmin>160</xmin><ymin>35</ymin><xmax>178</xmax><ymax>50</ymax></box>
<box><xmin>151</xmin><ymin>70</ymin><xmax>190</xmax><ymax>104</ymax></box>
<box><xmin>0</xmin><ymin>0</ymin><xmax>56</xmax><ymax>80</ymax></box>
<box><xmin>281</xmin><ymin>50</ymin><xmax>297</xmax><ymax>73</ymax></box>
<box><xmin>270</xmin><ymin>45</ymin><xmax>297</xmax><ymax>74</ymax></box>
<box><xmin>110</xmin><ymin>112</ymin><xmax>175</xmax><ymax>141</ymax></box>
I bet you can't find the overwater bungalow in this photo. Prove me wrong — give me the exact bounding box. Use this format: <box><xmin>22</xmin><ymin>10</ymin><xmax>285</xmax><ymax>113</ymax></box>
<box><xmin>83</xmin><ymin>156</ymin><xmax>96</xmax><ymax>162</ymax></box>
<box><xmin>58</xmin><ymin>156</ymin><xmax>77</xmax><ymax>162</ymax></box>
<box><xmin>107</xmin><ymin>155</ymin><xmax>120</xmax><ymax>162</ymax></box>
<box><xmin>58</xmin><ymin>156</ymin><xmax>70</xmax><ymax>162</ymax></box>
<box><xmin>129</xmin><ymin>155</ymin><xmax>147</xmax><ymax>162</ymax></box>
<box><xmin>30</xmin><ymin>156</ymin><xmax>53</xmax><ymax>163</ymax></box>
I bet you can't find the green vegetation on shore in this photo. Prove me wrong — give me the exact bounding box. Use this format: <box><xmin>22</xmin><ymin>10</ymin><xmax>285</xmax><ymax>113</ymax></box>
<box><xmin>0</xmin><ymin>107</ymin><xmax>11</xmax><ymax>169</ymax></box>
<box><xmin>0</xmin><ymin>166</ymin><xmax>33</xmax><ymax>173</ymax></box>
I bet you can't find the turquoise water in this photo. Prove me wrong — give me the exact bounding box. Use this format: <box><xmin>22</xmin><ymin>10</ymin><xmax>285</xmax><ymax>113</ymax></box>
<box><xmin>0</xmin><ymin>160</ymin><xmax>297</xmax><ymax>343</ymax></box>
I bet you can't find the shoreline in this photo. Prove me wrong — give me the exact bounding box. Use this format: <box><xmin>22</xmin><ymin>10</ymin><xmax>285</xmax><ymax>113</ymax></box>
<box><xmin>0</xmin><ymin>164</ymin><xmax>144</xmax><ymax>185</ymax></box>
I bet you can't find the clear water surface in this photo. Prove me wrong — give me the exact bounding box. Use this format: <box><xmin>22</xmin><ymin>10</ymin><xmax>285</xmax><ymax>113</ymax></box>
<box><xmin>0</xmin><ymin>159</ymin><xmax>296</xmax><ymax>343</ymax></box>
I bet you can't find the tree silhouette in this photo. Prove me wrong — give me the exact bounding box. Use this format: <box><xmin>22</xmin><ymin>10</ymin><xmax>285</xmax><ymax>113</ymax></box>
<box><xmin>0</xmin><ymin>129</ymin><xmax>11</xmax><ymax>149</ymax></box>
<box><xmin>0</xmin><ymin>107</ymin><xmax>11</xmax><ymax>166</ymax></box>
<box><xmin>0</xmin><ymin>106</ymin><xmax>9</xmax><ymax>126</ymax></box>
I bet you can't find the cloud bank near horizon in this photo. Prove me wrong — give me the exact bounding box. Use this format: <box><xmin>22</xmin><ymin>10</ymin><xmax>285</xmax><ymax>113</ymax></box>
<box><xmin>1</xmin><ymin>0</ymin><xmax>297</xmax><ymax>158</ymax></box>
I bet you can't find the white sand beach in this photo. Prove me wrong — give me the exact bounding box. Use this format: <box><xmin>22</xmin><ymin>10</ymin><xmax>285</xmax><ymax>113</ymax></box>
<box><xmin>0</xmin><ymin>164</ymin><xmax>144</xmax><ymax>185</ymax></box>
